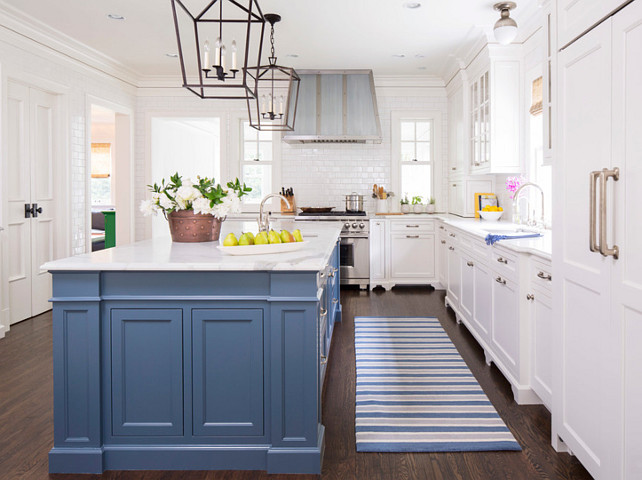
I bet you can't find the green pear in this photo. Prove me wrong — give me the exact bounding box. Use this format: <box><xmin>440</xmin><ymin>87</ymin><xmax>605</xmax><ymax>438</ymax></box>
<box><xmin>255</xmin><ymin>232</ymin><xmax>269</xmax><ymax>245</ymax></box>
<box><xmin>238</xmin><ymin>233</ymin><xmax>254</xmax><ymax>246</ymax></box>
<box><xmin>280</xmin><ymin>229</ymin><xmax>295</xmax><ymax>243</ymax></box>
<box><xmin>268</xmin><ymin>230</ymin><xmax>282</xmax><ymax>244</ymax></box>
<box><xmin>223</xmin><ymin>233</ymin><xmax>238</xmax><ymax>246</ymax></box>
<box><xmin>292</xmin><ymin>229</ymin><xmax>304</xmax><ymax>242</ymax></box>
<box><xmin>245</xmin><ymin>232</ymin><xmax>255</xmax><ymax>242</ymax></box>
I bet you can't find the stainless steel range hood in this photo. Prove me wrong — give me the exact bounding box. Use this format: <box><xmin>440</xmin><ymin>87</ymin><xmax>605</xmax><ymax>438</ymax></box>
<box><xmin>283</xmin><ymin>70</ymin><xmax>382</xmax><ymax>144</ymax></box>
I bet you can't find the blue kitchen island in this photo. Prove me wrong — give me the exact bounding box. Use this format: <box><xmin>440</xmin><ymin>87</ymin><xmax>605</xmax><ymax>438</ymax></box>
<box><xmin>44</xmin><ymin>221</ymin><xmax>342</xmax><ymax>475</ymax></box>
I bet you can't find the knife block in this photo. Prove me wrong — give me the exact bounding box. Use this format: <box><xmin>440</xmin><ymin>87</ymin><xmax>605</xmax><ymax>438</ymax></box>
<box><xmin>281</xmin><ymin>195</ymin><xmax>296</xmax><ymax>215</ymax></box>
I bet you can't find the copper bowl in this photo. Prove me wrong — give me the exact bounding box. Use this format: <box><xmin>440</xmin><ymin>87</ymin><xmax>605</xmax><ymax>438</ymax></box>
<box><xmin>167</xmin><ymin>210</ymin><xmax>222</xmax><ymax>242</ymax></box>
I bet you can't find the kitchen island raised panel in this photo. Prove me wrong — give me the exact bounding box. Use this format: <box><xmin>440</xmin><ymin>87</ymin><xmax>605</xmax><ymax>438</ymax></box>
<box><xmin>44</xmin><ymin>222</ymin><xmax>342</xmax><ymax>475</ymax></box>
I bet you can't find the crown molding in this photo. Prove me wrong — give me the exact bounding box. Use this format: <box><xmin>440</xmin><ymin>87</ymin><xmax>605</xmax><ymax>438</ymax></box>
<box><xmin>0</xmin><ymin>1</ymin><xmax>140</xmax><ymax>87</ymax></box>
<box><xmin>373</xmin><ymin>74</ymin><xmax>445</xmax><ymax>89</ymax></box>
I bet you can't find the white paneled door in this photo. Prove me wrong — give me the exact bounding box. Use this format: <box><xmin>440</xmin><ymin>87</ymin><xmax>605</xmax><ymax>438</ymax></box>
<box><xmin>7</xmin><ymin>81</ymin><xmax>58</xmax><ymax>325</ymax></box>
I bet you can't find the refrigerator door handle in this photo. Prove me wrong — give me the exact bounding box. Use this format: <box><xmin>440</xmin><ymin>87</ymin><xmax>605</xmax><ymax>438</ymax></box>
<box><xmin>589</xmin><ymin>170</ymin><xmax>601</xmax><ymax>253</ymax></box>
<box><xmin>599</xmin><ymin>167</ymin><xmax>619</xmax><ymax>259</ymax></box>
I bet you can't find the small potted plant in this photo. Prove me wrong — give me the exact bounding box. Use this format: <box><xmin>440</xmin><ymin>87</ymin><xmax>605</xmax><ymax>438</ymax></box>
<box><xmin>412</xmin><ymin>196</ymin><xmax>424</xmax><ymax>214</ymax></box>
<box><xmin>140</xmin><ymin>173</ymin><xmax>251</xmax><ymax>242</ymax></box>
<box><xmin>426</xmin><ymin>196</ymin><xmax>436</xmax><ymax>214</ymax></box>
<box><xmin>400</xmin><ymin>195</ymin><xmax>410</xmax><ymax>214</ymax></box>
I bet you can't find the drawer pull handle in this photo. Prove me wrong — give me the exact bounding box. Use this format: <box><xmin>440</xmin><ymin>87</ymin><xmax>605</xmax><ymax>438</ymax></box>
<box><xmin>526</xmin><ymin>293</ymin><xmax>535</xmax><ymax>301</ymax></box>
<box><xmin>328</xmin><ymin>270</ymin><xmax>334</xmax><ymax>277</ymax></box>
<box><xmin>320</xmin><ymin>355</ymin><xmax>328</xmax><ymax>365</ymax></box>
<box><xmin>467</xmin><ymin>261</ymin><xmax>474</xmax><ymax>267</ymax></box>
<box><xmin>497</xmin><ymin>257</ymin><xmax>508</xmax><ymax>264</ymax></box>
<box><xmin>332</xmin><ymin>298</ymin><xmax>338</xmax><ymax>304</ymax></box>
<box><xmin>406</xmin><ymin>225</ymin><xmax>420</xmax><ymax>228</ymax></box>
<box><xmin>449</xmin><ymin>246</ymin><xmax>455</xmax><ymax>251</ymax></box>
<box><xmin>439</xmin><ymin>226</ymin><xmax>444</xmax><ymax>230</ymax></box>
<box><xmin>452</xmin><ymin>167</ymin><xmax>457</xmax><ymax>171</ymax></box>
<box><xmin>441</xmin><ymin>240</ymin><xmax>446</xmax><ymax>244</ymax></box>
<box><xmin>449</xmin><ymin>233</ymin><xmax>456</xmax><ymax>237</ymax></box>
<box><xmin>495</xmin><ymin>276</ymin><xmax>506</xmax><ymax>285</ymax></box>
<box><xmin>537</xmin><ymin>271</ymin><xmax>552</xmax><ymax>281</ymax></box>
<box><xmin>406</xmin><ymin>235</ymin><xmax>420</xmax><ymax>239</ymax></box>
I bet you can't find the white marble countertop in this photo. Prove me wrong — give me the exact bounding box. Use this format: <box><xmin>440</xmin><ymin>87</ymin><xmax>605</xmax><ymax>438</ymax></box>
<box><xmin>369</xmin><ymin>213</ymin><xmax>551</xmax><ymax>260</ymax></box>
<box><xmin>44</xmin><ymin>221</ymin><xmax>342</xmax><ymax>272</ymax></box>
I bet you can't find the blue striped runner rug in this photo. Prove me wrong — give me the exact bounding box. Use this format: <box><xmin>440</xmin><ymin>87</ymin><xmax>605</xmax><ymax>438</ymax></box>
<box><xmin>355</xmin><ymin>316</ymin><xmax>521</xmax><ymax>452</ymax></box>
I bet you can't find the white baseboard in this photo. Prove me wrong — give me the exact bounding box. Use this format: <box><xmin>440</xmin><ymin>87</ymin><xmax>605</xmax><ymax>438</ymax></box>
<box><xmin>0</xmin><ymin>308</ymin><xmax>9</xmax><ymax>339</ymax></box>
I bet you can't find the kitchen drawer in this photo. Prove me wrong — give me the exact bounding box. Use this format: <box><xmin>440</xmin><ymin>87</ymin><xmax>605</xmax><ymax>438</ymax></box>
<box><xmin>531</xmin><ymin>258</ymin><xmax>552</xmax><ymax>294</ymax></box>
<box><xmin>491</xmin><ymin>247</ymin><xmax>518</xmax><ymax>279</ymax></box>
<box><xmin>459</xmin><ymin>232</ymin><xmax>475</xmax><ymax>251</ymax></box>
<box><xmin>472</xmin><ymin>237</ymin><xmax>491</xmax><ymax>262</ymax></box>
<box><xmin>391</xmin><ymin>220</ymin><xmax>434</xmax><ymax>233</ymax></box>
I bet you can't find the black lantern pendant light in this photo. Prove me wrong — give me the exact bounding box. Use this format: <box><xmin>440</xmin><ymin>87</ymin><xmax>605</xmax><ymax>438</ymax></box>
<box><xmin>171</xmin><ymin>0</ymin><xmax>266</xmax><ymax>99</ymax></box>
<box><xmin>245</xmin><ymin>14</ymin><xmax>300</xmax><ymax>131</ymax></box>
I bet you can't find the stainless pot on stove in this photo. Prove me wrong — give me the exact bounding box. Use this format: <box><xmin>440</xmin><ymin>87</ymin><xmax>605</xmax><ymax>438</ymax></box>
<box><xmin>345</xmin><ymin>192</ymin><xmax>364</xmax><ymax>212</ymax></box>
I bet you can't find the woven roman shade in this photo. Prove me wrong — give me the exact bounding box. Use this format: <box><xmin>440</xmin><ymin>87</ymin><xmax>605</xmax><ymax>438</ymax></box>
<box><xmin>529</xmin><ymin>76</ymin><xmax>543</xmax><ymax>116</ymax></box>
<box><xmin>91</xmin><ymin>143</ymin><xmax>111</xmax><ymax>178</ymax></box>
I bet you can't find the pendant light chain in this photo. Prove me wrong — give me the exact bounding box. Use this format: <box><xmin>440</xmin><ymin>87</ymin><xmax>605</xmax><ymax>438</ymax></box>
<box><xmin>270</xmin><ymin>23</ymin><xmax>276</xmax><ymax>59</ymax></box>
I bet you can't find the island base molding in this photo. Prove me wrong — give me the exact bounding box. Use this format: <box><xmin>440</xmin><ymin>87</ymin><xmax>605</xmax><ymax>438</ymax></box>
<box><xmin>49</xmin><ymin>431</ymin><xmax>325</xmax><ymax>475</ymax></box>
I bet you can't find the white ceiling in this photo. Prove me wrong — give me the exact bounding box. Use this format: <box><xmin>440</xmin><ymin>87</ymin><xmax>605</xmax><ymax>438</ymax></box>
<box><xmin>2</xmin><ymin>0</ymin><xmax>540</xmax><ymax>78</ymax></box>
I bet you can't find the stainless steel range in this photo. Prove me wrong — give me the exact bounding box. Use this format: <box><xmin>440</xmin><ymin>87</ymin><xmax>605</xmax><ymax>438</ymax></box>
<box><xmin>295</xmin><ymin>211</ymin><xmax>369</xmax><ymax>289</ymax></box>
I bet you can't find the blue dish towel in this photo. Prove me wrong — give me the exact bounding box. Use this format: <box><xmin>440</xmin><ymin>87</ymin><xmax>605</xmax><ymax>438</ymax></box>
<box><xmin>485</xmin><ymin>233</ymin><xmax>542</xmax><ymax>245</ymax></box>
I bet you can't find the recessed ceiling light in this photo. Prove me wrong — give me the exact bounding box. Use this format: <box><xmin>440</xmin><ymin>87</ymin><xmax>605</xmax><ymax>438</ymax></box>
<box><xmin>286</xmin><ymin>54</ymin><xmax>299</xmax><ymax>58</ymax></box>
<box><xmin>107</xmin><ymin>14</ymin><xmax>125</xmax><ymax>20</ymax></box>
<box><xmin>415</xmin><ymin>54</ymin><xmax>425</xmax><ymax>58</ymax></box>
<box><xmin>393</xmin><ymin>54</ymin><xmax>406</xmax><ymax>58</ymax></box>
<box><xmin>403</xmin><ymin>2</ymin><xmax>422</xmax><ymax>9</ymax></box>
<box><xmin>418</xmin><ymin>66</ymin><xmax>427</xmax><ymax>70</ymax></box>
<box><xmin>165</xmin><ymin>53</ymin><xmax>178</xmax><ymax>58</ymax></box>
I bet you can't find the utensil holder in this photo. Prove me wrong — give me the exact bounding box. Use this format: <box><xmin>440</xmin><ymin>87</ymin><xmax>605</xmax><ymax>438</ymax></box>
<box><xmin>377</xmin><ymin>199</ymin><xmax>388</xmax><ymax>214</ymax></box>
<box><xmin>281</xmin><ymin>195</ymin><xmax>296</xmax><ymax>215</ymax></box>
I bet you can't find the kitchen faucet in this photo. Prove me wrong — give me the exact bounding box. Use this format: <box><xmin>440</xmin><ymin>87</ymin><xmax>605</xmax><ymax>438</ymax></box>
<box><xmin>258</xmin><ymin>194</ymin><xmax>291</xmax><ymax>232</ymax></box>
<box><xmin>512</xmin><ymin>182</ymin><xmax>545</xmax><ymax>228</ymax></box>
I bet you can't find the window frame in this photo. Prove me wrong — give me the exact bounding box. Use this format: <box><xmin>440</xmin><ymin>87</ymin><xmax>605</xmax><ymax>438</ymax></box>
<box><xmin>391</xmin><ymin>111</ymin><xmax>443</xmax><ymax>208</ymax></box>
<box><xmin>229</xmin><ymin>112</ymin><xmax>282</xmax><ymax>212</ymax></box>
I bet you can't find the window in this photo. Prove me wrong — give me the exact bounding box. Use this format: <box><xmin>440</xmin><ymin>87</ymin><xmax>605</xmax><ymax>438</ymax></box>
<box><xmin>240</xmin><ymin>121</ymin><xmax>273</xmax><ymax>205</ymax></box>
<box><xmin>91</xmin><ymin>143</ymin><xmax>112</xmax><ymax>205</ymax></box>
<box><xmin>526</xmin><ymin>73</ymin><xmax>552</xmax><ymax>226</ymax></box>
<box><xmin>394</xmin><ymin>118</ymin><xmax>434</xmax><ymax>202</ymax></box>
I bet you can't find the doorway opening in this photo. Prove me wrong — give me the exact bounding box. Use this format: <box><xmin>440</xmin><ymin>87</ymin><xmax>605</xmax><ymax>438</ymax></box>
<box><xmin>87</xmin><ymin>100</ymin><xmax>133</xmax><ymax>252</ymax></box>
<box><xmin>150</xmin><ymin>117</ymin><xmax>221</xmax><ymax>238</ymax></box>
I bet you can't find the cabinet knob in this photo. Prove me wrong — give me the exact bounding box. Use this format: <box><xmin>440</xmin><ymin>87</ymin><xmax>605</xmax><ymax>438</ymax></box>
<box><xmin>451</xmin><ymin>167</ymin><xmax>457</xmax><ymax>171</ymax></box>
<box><xmin>439</xmin><ymin>226</ymin><xmax>444</xmax><ymax>230</ymax></box>
<box><xmin>467</xmin><ymin>261</ymin><xmax>474</xmax><ymax>267</ymax></box>
<box><xmin>449</xmin><ymin>233</ymin><xmax>456</xmax><ymax>237</ymax></box>
<box><xmin>526</xmin><ymin>294</ymin><xmax>535</xmax><ymax>301</ymax></box>
<box><xmin>320</xmin><ymin>355</ymin><xmax>328</xmax><ymax>365</ymax></box>
<box><xmin>496</xmin><ymin>257</ymin><xmax>508</xmax><ymax>264</ymax></box>
<box><xmin>537</xmin><ymin>271</ymin><xmax>552</xmax><ymax>281</ymax></box>
<box><xmin>441</xmin><ymin>240</ymin><xmax>446</xmax><ymax>244</ymax></box>
<box><xmin>449</xmin><ymin>246</ymin><xmax>455</xmax><ymax>251</ymax></box>
<box><xmin>332</xmin><ymin>298</ymin><xmax>338</xmax><ymax>304</ymax></box>
<box><xmin>495</xmin><ymin>276</ymin><xmax>506</xmax><ymax>285</ymax></box>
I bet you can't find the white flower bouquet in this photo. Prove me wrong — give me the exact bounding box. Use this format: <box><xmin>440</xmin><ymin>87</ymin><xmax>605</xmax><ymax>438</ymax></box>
<box><xmin>140</xmin><ymin>173</ymin><xmax>251</xmax><ymax>220</ymax></box>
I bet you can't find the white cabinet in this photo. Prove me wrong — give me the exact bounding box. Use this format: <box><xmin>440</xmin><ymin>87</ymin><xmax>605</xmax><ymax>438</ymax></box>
<box><xmin>459</xmin><ymin>252</ymin><xmax>474</xmax><ymax>322</ymax></box>
<box><xmin>472</xmin><ymin>261</ymin><xmax>492</xmax><ymax>344</ymax></box>
<box><xmin>369</xmin><ymin>220</ymin><xmax>386</xmax><ymax>281</ymax></box>
<box><xmin>467</xmin><ymin>46</ymin><xmax>522</xmax><ymax>175</ymax></box>
<box><xmin>437</xmin><ymin>227</ymin><xmax>447</xmax><ymax>288</ymax></box>
<box><xmin>448</xmin><ymin>83</ymin><xmax>466</xmax><ymax>177</ymax></box>
<box><xmin>490</xmin><ymin>274</ymin><xmax>520</xmax><ymax>379</ymax></box>
<box><xmin>553</xmin><ymin>3</ymin><xmax>642</xmax><ymax>479</ymax></box>
<box><xmin>390</xmin><ymin>234</ymin><xmax>435</xmax><ymax>279</ymax></box>
<box><xmin>527</xmin><ymin>259</ymin><xmax>553</xmax><ymax>411</ymax></box>
<box><xmin>448</xmin><ymin>178</ymin><xmax>494</xmax><ymax>218</ymax></box>
<box><xmin>446</xmin><ymin>243</ymin><xmax>460</xmax><ymax>306</ymax></box>
<box><xmin>369</xmin><ymin>219</ymin><xmax>437</xmax><ymax>290</ymax></box>
<box><xmin>557</xmin><ymin>0</ymin><xmax>626</xmax><ymax>48</ymax></box>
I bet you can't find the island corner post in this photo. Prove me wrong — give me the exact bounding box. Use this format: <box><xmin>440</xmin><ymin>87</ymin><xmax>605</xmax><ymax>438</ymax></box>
<box><xmin>47</xmin><ymin>235</ymin><xmax>341</xmax><ymax>474</ymax></box>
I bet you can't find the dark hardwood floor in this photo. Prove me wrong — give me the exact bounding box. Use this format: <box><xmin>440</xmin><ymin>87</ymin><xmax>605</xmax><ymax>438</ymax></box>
<box><xmin>0</xmin><ymin>287</ymin><xmax>592</xmax><ymax>480</ymax></box>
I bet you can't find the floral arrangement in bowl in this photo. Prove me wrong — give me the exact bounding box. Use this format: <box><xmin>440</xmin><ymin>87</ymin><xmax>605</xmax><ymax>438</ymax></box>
<box><xmin>140</xmin><ymin>173</ymin><xmax>251</xmax><ymax>242</ymax></box>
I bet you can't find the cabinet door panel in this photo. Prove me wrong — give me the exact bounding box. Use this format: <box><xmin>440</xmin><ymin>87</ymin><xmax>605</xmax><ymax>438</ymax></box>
<box><xmin>370</xmin><ymin>221</ymin><xmax>386</xmax><ymax>280</ymax></box>
<box><xmin>390</xmin><ymin>234</ymin><xmax>435</xmax><ymax>279</ymax></box>
<box><xmin>532</xmin><ymin>294</ymin><xmax>553</xmax><ymax>409</ymax></box>
<box><xmin>460</xmin><ymin>254</ymin><xmax>474</xmax><ymax>322</ymax></box>
<box><xmin>447</xmin><ymin>246</ymin><xmax>460</xmax><ymax>305</ymax></box>
<box><xmin>472</xmin><ymin>262</ymin><xmax>492</xmax><ymax>343</ymax></box>
<box><xmin>111</xmin><ymin>309</ymin><xmax>183</xmax><ymax>436</ymax></box>
<box><xmin>491</xmin><ymin>277</ymin><xmax>519</xmax><ymax>376</ymax></box>
<box><xmin>192</xmin><ymin>309</ymin><xmax>264</xmax><ymax>437</ymax></box>
<box><xmin>557</xmin><ymin>0</ymin><xmax>624</xmax><ymax>47</ymax></box>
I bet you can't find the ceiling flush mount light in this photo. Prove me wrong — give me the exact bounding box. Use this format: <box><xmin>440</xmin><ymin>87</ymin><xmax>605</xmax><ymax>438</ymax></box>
<box><xmin>171</xmin><ymin>0</ymin><xmax>266</xmax><ymax>100</ymax></box>
<box><xmin>107</xmin><ymin>14</ymin><xmax>125</xmax><ymax>20</ymax></box>
<box><xmin>493</xmin><ymin>2</ymin><xmax>518</xmax><ymax>45</ymax></box>
<box><xmin>403</xmin><ymin>2</ymin><xmax>422</xmax><ymax>9</ymax></box>
<box><xmin>245</xmin><ymin>14</ymin><xmax>300</xmax><ymax>131</ymax></box>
